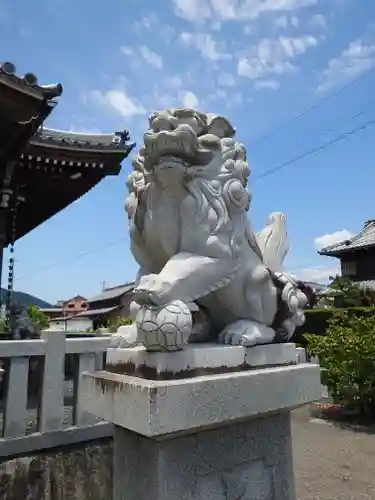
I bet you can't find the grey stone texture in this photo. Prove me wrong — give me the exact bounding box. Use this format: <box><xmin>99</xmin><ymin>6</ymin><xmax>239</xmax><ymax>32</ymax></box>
<box><xmin>113</xmin><ymin>411</ymin><xmax>295</xmax><ymax>500</ymax></box>
<box><xmin>82</xmin><ymin>363</ymin><xmax>321</xmax><ymax>437</ymax></box>
<box><xmin>0</xmin><ymin>439</ymin><xmax>112</xmax><ymax>500</ymax></box>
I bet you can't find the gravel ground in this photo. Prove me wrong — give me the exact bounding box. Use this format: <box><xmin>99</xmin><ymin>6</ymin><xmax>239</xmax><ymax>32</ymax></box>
<box><xmin>293</xmin><ymin>407</ymin><xmax>375</xmax><ymax>500</ymax></box>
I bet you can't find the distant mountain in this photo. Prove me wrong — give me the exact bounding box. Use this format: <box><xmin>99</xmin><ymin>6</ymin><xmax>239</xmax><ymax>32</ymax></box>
<box><xmin>0</xmin><ymin>288</ymin><xmax>53</xmax><ymax>308</ymax></box>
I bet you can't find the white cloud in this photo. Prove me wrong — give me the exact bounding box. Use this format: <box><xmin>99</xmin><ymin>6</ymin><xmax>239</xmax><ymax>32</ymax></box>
<box><xmin>255</xmin><ymin>79</ymin><xmax>280</xmax><ymax>90</ymax></box>
<box><xmin>317</xmin><ymin>38</ymin><xmax>375</xmax><ymax>93</ymax></box>
<box><xmin>238</xmin><ymin>35</ymin><xmax>318</xmax><ymax>79</ymax></box>
<box><xmin>168</xmin><ymin>74</ymin><xmax>185</xmax><ymax>89</ymax></box>
<box><xmin>310</xmin><ymin>13</ymin><xmax>327</xmax><ymax>27</ymax></box>
<box><xmin>179</xmin><ymin>32</ymin><xmax>230</xmax><ymax>60</ymax></box>
<box><xmin>290</xmin><ymin>265</ymin><xmax>340</xmax><ymax>283</ymax></box>
<box><xmin>173</xmin><ymin>0</ymin><xmax>211</xmax><ymax>22</ymax></box>
<box><xmin>122</xmin><ymin>45</ymin><xmax>163</xmax><ymax>70</ymax></box>
<box><xmin>137</xmin><ymin>14</ymin><xmax>159</xmax><ymax>30</ymax></box>
<box><xmin>207</xmin><ymin>88</ymin><xmax>243</xmax><ymax>109</ymax></box>
<box><xmin>275</xmin><ymin>15</ymin><xmax>299</xmax><ymax>28</ymax></box>
<box><xmin>179</xmin><ymin>32</ymin><xmax>193</xmax><ymax>44</ymax></box>
<box><xmin>121</xmin><ymin>46</ymin><xmax>133</xmax><ymax>56</ymax></box>
<box><xmin>226</xmin><ymin>90</ymin><xmax>243</xmax><ymax>108</ymax></box>
<box><xmin>210</xmin><ymin>21</ymin><xmax>222</xmax><ymax>31</ymax></box>
<box><xmin>275</xmin><ymin>16</ymin><xmax>288</xmax><ymax>28</ymax></box>
<box><xmin>68</xmin><ymin>125</ymin><xmax>104</xmax><ymax>134</ymax></box>
<box><xmin>290</xmin><ymin>15</ymin><xmax>299</xmax><ymax>27</ymax></box>
<box><xmin>89</xmin><ymin>89</ymin><xmax>146</xmax><ymax>118</ymax></box>
<box><xmin>314</xmin><ymin>229</ymin><xmax>354</xmax><ymax>249</ymax></box>
<box><xmin>217</xmin><ymin>72</ymin><xmax>236</xmax><ymax>86</ymax></box>
<box><xmin>139</xmin><ymin>46</ymin><xmax>163</xmax><ymax>69</ymax></box>
<box><xmin>180</xmin><ymin>90</ymin><xmax>199</xmax><ymax>108</ymax></box>
<box><xmin>173</xmin><ymin>0</ymin><xmax>317</xmax><ymax>23</ymax></box>
<box><xmin>214</xmin><ymin>89</ymin><xmax>227</xmax><ymax>99</ymax></box>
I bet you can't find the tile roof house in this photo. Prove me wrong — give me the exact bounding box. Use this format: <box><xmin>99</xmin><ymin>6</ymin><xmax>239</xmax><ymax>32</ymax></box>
<box><xmin>39</xmin><ymin>295</ymin><xmax>89</xmax><ymax>319</ymax></box>
<box><xmin>73</xmin><ymin>283</ymin><xmax>136</xmax><ymax>329</ymax></box>
<box><xmin>318</xmin><ymin>219</ymin><xmax>375</xmax><ymax>290</ymax></box>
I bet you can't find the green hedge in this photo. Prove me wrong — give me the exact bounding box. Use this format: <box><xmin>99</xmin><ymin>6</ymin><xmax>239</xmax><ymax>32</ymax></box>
<box><xmin>293</xmin><ymin>307</ymin><xmax>375</xmax><ymax>346</ymax></box>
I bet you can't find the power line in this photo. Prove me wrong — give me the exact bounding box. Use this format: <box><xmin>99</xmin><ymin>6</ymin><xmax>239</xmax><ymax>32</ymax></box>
<box><xmin>13</xmin><ymin>117</ymin><xmax>375</xmax><ymax>277</ymax></box>
<box><xmin>283</xmin><ymin>102</ymin><xmax>371</xmax><ymax>153</ymax></box>
<box><xmin>15</xmin><ymin>236</ymin><xmax>127</xmax><ymax>277</ymax></box>
<box><xmin>249</xmin><ymin>66</ymin><xmax>375</xmax><ymax>146</ymax></box>
<box><xmin>253</xmin><ymin>116</ymin><xmax>375</xmax><ymax>181</ymax></box>
<box><xmin>257</xmin><ymin>100</ymin><xmax>372</xmax><ymax>165</ymax></box>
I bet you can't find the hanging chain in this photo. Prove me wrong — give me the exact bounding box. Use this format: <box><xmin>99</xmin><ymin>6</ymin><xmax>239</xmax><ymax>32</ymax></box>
<box><xmin>5</xmin><ymin>190</ymin><xmax>19</xmax><ymax>329</ymax></box>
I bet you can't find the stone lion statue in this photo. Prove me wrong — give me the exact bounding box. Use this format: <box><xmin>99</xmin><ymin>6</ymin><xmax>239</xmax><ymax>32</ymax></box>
<box><xmin>112</xmin><ymin>108</ymin><xmax>306</xmax><ymax>351</ymax></box>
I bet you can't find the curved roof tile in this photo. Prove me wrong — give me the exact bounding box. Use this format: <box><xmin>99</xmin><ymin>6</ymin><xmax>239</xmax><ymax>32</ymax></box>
<box><xmin>32</xmin><ymin>127</ymin><xmax>135</xmax><ymax>152</ymax></box>
<box><xmin>319</xmin><ymin>220</ymin><xmax>375</xmax><ymax>256</ymax></box>
<box><xmin>0</xmin><ymin>61</ymin><xmax>63</xmax><ymax>100</ymax></box>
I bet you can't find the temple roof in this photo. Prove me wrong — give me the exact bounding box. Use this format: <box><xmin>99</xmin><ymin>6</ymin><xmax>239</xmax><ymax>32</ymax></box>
<box><xmin>31</xmin><ymin>127</ymin><xmax>132</xmax><ymax>152</ymax></box>
<box><xmin>0</xmin><ymin>61</ymin><xmax>62</xmax><ymax>99</ymax></box>
<box><xmin>318</xmin><ymin>220</ymin><xmax>375</xmax><ymax>257</ymax></box>
<box><xmin>0</xmin><ymin>61</ymin><xmax>62</xmax><ymax>164</ymax></box>
<box><xmin>0</xmin><ymin>62</ymin><xmax>135</xmax><ymax>245</ymax></box>
<box><xmin>9</xmin><ymin>130</ymin><xmax>134</xmax><ymax>243</ymax></box>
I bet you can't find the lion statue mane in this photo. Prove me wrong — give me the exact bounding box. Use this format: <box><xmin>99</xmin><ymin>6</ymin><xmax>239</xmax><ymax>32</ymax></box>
<box><xmin>114</xmin><ymin>108</ymin><xmax>306</xmax><ymax>349</ymax></box>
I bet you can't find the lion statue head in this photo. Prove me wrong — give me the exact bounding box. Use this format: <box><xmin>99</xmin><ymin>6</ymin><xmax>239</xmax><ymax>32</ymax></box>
<box><xmin>125</xmin><ymin>108</ymin><xmax>256</xmax><ymax>250</ymax></box>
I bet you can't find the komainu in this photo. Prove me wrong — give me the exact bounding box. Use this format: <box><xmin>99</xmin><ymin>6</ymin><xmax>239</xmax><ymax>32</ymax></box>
<box><xmin>118</xmin><ymin>108</ymin><xmax>306</xmax><ymax>349</ymax></box>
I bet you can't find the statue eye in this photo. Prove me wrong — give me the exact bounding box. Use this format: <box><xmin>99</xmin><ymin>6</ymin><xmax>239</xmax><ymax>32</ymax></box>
<box><xmin>198</xmin><ymin>134</ymin><xmax>220</xmax><ymax>150</ymax></box>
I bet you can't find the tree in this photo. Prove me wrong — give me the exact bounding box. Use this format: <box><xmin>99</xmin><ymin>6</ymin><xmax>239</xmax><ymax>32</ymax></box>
<box><xmin>27</xmin><ymin>305</ymin><xmax>50</xmax><ymax>330</ymax></box>
<box><xmin>322</xmin><ymin>275</ymin><xmax>375</xmax><ymax>308</ymax></box>
<box><xmin>323</xmin><ymin>275</ymin><xmax>363</xmax><ymax>308</ymax></box>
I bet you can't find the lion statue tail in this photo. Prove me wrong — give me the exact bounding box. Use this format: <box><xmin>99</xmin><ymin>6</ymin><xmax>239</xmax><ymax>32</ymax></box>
<box><xmin>256</xmin><ymin>212</ymin><xmax>290</xmax><ymax>274</ymax></box>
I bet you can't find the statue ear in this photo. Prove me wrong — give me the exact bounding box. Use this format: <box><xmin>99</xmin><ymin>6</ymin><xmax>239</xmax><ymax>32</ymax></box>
<box><xmin>206</xmin><ymin>115</ymin><xmax>235</xmax><ymax>139</ymax></box>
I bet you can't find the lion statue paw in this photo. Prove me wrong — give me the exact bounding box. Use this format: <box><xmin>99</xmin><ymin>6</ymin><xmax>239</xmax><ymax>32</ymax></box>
<box><xmin>218</xmin><ymin>320</ymin><xmax>276</xmax><ymax>347</ymax></box>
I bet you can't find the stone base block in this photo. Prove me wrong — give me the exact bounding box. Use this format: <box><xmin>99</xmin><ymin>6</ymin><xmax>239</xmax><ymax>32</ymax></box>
<box><xmin>82</xmin><ymin>363</ymin><xmax>321</xmax><ymax>437</ymax></box>
<box><xmin>114</xmin><ymin>411</ymin><xmax>295</xmax><ymax>500</ymax></box>
<box><xmin>106</xmin><ymin>342</ymin><xmax>298</xmax><ymax>380</ymax></box>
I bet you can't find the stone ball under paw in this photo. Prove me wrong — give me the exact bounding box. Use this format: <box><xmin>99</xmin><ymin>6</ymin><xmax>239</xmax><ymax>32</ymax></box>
<box><xmin>136</xmin><ymin>300</ymin><xmax>192</xmax><ymax>352</ymax></box>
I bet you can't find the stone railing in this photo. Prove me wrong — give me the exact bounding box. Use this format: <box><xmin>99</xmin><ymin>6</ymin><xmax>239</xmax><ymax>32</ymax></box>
<box><xmin>0</xmin><ymin>331</ymin><xmax>113</xmax><ymax>459</ymax></box>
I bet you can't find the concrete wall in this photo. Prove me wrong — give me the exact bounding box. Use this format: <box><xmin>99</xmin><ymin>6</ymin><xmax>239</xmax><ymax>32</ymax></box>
<box><xmin>0</xmin><ymin>439</ymin><xmax>112</xmax><ymax>500</ymax></box>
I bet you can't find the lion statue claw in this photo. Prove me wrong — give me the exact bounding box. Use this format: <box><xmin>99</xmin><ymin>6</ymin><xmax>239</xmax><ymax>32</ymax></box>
<box><xmin>115</xmin><ymin>107</ymin><xmax>306</xmax><ymax>352</ymax></box>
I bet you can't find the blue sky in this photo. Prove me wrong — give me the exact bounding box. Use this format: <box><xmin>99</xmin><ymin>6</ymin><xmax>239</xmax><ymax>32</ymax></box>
<box><xmin>1</xmin><ymin>0</ymin><xmax>375</xmax><ymax>304</ymax></box>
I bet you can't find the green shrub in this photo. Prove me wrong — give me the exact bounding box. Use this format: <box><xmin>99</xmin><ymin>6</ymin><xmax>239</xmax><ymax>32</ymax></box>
<box><xmin>293</xmin><ymin>307</ymin><xmax>375</xmax><ymax>345</ymax></box>
<box><xmin>306</xmin><ymin>311</ymin><xmax>375</xmax><ymax>417</ymax></box>
<box><xmin>108</xmin><ymin>316</ymin><xmax>132</xmax><ymax>333</ymax></box>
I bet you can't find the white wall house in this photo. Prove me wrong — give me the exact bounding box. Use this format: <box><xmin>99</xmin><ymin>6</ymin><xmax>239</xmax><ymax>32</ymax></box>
<box><xmin>48</xmin><ymin>315</ymin><xmax>93</xmax><ymax>332</ymax></box>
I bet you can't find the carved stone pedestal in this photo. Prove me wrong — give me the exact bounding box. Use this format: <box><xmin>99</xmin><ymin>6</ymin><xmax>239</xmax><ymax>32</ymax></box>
<box><xmin>82</xmin><ymin>343</ymin><xmax>321</xmax><ymax>500</ymax></box>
